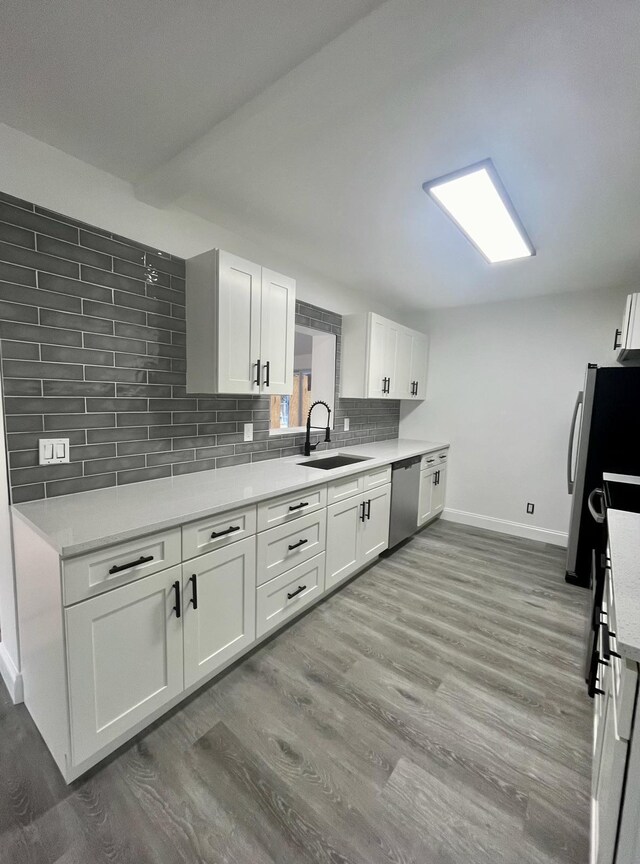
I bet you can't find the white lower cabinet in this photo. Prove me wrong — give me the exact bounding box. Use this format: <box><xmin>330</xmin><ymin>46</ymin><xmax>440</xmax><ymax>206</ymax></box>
<box><xmin>183</xmin><ymin>537</ymin><xmax>256</xmax><ymax>688</ymax></box>
<box><xmin>325</xmin><ymin>496</ymin><xmax>362</xmax><ymax>587</ymax></box>
<box><xmin>432</xmin><ymin>465</ymin><xmax>447</xmax><ymax>517</ymax></box>
<box><xmin>418</xmin><ymin>467</ymin><xmax>435</xmax><ymax>526</ymax></box>
<box><xmin>17</xmin><ymin>454</ymin><xmax>442</xmax><ymax>783</ymax></box>
<box><xmin>326</xmin><ymin>484</ymin><xmax>391</xmax><ymax>590</ymax></box>
<box><xmin>66</xmin><ymin>565</ymin><xmax>184</xmax><ymax>765</ymax></box>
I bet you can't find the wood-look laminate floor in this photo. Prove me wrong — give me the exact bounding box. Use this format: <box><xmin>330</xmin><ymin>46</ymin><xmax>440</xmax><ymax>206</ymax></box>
<box><xmin>0</xmin><ymin>521</ymin><xmax>592</xmax><ymax>864</ymax></box>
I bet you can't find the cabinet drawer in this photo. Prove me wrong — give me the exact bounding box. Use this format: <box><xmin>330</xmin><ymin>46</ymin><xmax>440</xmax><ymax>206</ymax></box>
<box><xmin>257</xmin><ymin>485</ymin><xmax>327</xmax><ymax>532</ymax></box>
<box><xmin>327</xmin><ymin>473</ymin><xmax>364</xmax><ymax>504</ymax></box>
<box><xmin>63</xmin><ymin>529</ymin><xmax>182</xmax><ymax>606</ymax></box>
<box><xmin>257</xmin><ymin>509</ymin><xmax>327</xmax><ymax>586</ymax></box>
<box><xmin>421</xmin><ymin>453</ymin><xmax>439</xmax><ymax>470</ymax></box>
<box><xmin>364</xmin><ymin>465</ymin><xmax>391</xmax><ymax>490</ymax></box>
<box><xmin>256</xmin><ymin>553</ymin><xmax>325</xmax><ymax>638</ymax></box>
<box><xmin>182</xmin><ymin>505</ymin><xmax>256</xmax><ymax>560</ymax></box>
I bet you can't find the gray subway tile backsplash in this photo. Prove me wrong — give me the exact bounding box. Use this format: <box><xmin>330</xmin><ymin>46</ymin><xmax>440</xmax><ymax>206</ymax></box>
<box><xmin>0</xmin><ymin>192</ymin><xmax>399</xmax><ymax>501</ymax></box>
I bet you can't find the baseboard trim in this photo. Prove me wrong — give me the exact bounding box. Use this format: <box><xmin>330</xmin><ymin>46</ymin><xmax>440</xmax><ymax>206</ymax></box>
<box><xmin>0</xmin><ymin>642</ymin><xmax>23</xmax><ymax>703</ymax></box>
<box><xmin>441</xmin><ymin>508</ymin><xmax>568</xmax><ymax>548</ymax></box>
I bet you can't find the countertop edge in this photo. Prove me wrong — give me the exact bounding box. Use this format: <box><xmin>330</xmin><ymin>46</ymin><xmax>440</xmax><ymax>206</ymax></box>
<box><xmin>608</xmin><ymin>508</ymin><xmax>640</xmax><ymax>663</ymax></box>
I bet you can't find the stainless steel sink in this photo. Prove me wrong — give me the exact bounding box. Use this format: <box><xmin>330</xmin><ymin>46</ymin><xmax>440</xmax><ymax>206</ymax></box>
<box><xmin>298</xmin><ymin>454</ymin><xmax>371</xmax><ymax>470</ymax></box>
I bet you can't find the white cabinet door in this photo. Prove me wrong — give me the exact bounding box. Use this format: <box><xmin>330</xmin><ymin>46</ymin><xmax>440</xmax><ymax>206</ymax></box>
<box><xmin>183</xmin><ymin>537</ymin><xmax>256</xmax><ymax>689</ymax></box>
<box><xmin>326</xmin><ymin>496</ymin><xmax>361</xmax><ymax>590</ymax></box>
<box><xmin>418</xmin><ymin>468</ymin><xmax>435</xmax><ymax>526</ymax></box>
<box><xmin>217</xmin><ymin>251</ymin><xmax>262</xmax><ymax>394</ymax></box>
<box><xmin>394</xmin><ymin>328</ymin><xmax>414</xmax><ymax>399</ymax></box>
<box><xmin>360</xmin><ymin>484</ymin><xmax>391</xmax><ymax>563</ymax></box>
<box><xmin>260</xmin><ymin>268</ymin><xmax>296</xmax><ymax>395</ymax></box>
<box><xmin>409</xmin><ymin>333</ymin><xmax>428</xmax><ymax>400</ymax></box>
<box><xmin>618</xmin><ymin>293</ymin><xmax>640</xmax><ymax>361</ymax></box>
<box><xmin>384</xmin><ymin>321</ymin><xmax>400</xmax><ymax>398</ymax></box>
<box><xmin>367</xmin><ymin>313</ymin><xmax>389</xmax><ymax>397</ymax></box>
<box><xmin>66</xmin><ymin>566</ymin><xmax>184</xmax><ymax>765</ymax></box>
<box><xmin>432</xmin><ymin>465</ymin><xmax>447</xmax><ymax>516</ymax></box>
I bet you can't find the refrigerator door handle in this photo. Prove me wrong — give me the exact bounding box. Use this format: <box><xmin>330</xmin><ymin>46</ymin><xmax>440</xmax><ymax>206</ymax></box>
<box><xmin>587</xmin><ymin>488</ymin><xmax>606</xmax><ymax>525</ymax></box>
<box><xmin>567</xmin><ymin>390</ymin><xmax>584</xmax><ymax>494</ymax></box>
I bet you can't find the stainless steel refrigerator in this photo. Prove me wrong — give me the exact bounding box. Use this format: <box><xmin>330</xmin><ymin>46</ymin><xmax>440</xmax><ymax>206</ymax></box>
<box><xmin>565</xmin><ymin>364</ymin><xmax>640</xmax><ymax>587</ymax></box>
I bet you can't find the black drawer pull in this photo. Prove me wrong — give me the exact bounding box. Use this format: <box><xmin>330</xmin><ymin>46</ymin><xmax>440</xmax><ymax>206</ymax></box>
<box><xmin>288</xmin><ymin>502</ymin><xmax>309</xmax><ymax>511</ymax></box>
<box><xmin>189</xmin><ymin>574</ymin><xmax>198</xmax><ymax>610</ymax></box>
<box><xmin>109</xmin><ymin>554</ymin><xmax>154</xmax><ymax>575</ymax></box>
<box><xmin>426</xmin><ymin>458</ymin><xmax>435</xmax><ymax>463</ymax></box>
<box><xmin>254</xmin><ymin>358</ymin><xmax>261</xmax><ymax>386</ymax></box>
<box><xmin>287</xmin><ymin>584</ymin><xmax>306</xmax><ymax>600</ymax></box>
<box><xmin>366</xmin><ymin>498</ymin><xmax>371</xmax><ymax>520</ymax></box>
<box><xmin>360</xmin><ymin>501</ymin><xmax>366</xmax><ymax>522</ymax></box>
<box><xmin>614</xmin><ymin>328</ymin><xmax>622</xmax><ymax>350</ymax></box>
<box><xmin>264</xmin><ymin>360</ymin><xmax>270</xmax><ymax>387</ymax></box>
<box><xmin>288</xmin><ymin>538</ymin><xmax>308</xmax><ymax>551</ymax></box>
<box><xmin>211</xmin><ymin>525</ymin><xmax>241</xmax><ymax>539</ymax></box>
<box><xmin>173</xmin><ymin>580</ymin><xmax>181</xmax><ymax>619</ymax></box>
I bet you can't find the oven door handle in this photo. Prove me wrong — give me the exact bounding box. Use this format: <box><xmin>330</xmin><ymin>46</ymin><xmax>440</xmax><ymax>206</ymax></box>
<box><xmin>567</xmin><ymin>390</ymin><xmax>583</xmax><ymax>494</ymax></box>
<box><xmin>588</xmin><ymin>487</ymin><xmax>606</xmax><ymax>525</ymax></box>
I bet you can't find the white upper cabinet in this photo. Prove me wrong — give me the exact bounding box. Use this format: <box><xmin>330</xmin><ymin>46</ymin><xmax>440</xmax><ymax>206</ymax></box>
<box><xmin>186</xmin><ymin>249</ymin><xmax>296</xmax><ymax>394</ymax></box>
<box><xmin>341</xmin><ymin>312</ymin><xmax>428</xmax><ymax>400</ymax></box>
<box><xmin>616</xmin><ymin>293</ymin><xmax>640</xmax><ymax>361</ymax></box>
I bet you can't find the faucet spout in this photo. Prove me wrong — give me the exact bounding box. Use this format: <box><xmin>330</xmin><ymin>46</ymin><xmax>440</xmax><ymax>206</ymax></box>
<box><xmin>304</xmin><ymin>400</ymin><xmax>332</xmax><ymax>457</ymax></box>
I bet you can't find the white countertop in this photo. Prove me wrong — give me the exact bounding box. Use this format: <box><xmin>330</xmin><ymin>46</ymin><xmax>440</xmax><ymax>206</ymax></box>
<box><xmin>12</xmin><ymin>438</ymin><xmax>447</xmax><ymax>558</ymax></box>
<box><xmin>608</xmin><ymin>509</ymin><xmax>640</xmax><ymax>663</ymax></box>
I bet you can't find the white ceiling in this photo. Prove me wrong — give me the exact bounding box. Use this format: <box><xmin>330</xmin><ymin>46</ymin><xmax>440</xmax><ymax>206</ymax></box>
<box><xmin>1</xmin><ymin>0</ymin><xmax>640</xmax><ymax>309</ymax></box>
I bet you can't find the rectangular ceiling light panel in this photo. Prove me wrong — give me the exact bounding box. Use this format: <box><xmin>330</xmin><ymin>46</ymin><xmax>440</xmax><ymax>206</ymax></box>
<box><xmin>422</xmin><ymin>159</ymin><xmax>535</xmax><ymax>263</ymax></box>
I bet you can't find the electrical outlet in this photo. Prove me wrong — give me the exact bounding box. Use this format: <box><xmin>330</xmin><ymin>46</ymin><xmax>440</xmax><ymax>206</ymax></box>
<box><xmin>39</xmin><ymin>438</ymin><xmax>70</xmax><ymax>465</ymax></box>
<box><xmin>526</xmin><ymin>502</ymin><xmax>535</xmax><ymax>515</ymax></box>
<box><xmin>243</xmin><ymin>423</ymin><xmax>253</xmax><ymax>442</ymax></box>
<box><xmin>344</xmin><ymin>418</ymin><xmax>350</xmax><ymax>431</ymax></box>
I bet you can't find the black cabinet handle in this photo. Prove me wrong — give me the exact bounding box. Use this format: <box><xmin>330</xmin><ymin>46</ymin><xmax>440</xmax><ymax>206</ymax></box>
<box><xmin>254</xmin><ymin>358</ymin><xmax>261</xmax><ymax>386</ymax></box>
<box><xmin>414</xmin><ymin>381</ymin><xmax>419</xmax><ymax>395</ymax></box>
<box><xmin>173</xmin><ymin>580</ymin><xmax>181</xmax><ymax>618</ymax></box>
<box><xmin>211</xmin><ymin>525</ymin><xmax>241</xmax><ymax>539</ymax></box>
<box><xmin>366</xmin><ymin>498</ymin><xmax>371</xmax><ymax>520</ymax></box>
<box><xmin>288</xmin><ymin>501</ymin><xmax>309</xmax><ymax>511</ymax></box>
<box><xmin>360</xmin><ymin>501</ymin><xmax>366</xmax><ymax>522</ymax></box>
<box><xmin>287</xmin><ymin>584</ymin><xmax>306</xmax><ymax>600</ymax></box>
<box><xmin>614</xmin><ymin>328</ymin><xmax>622</xmax><ymax>350</ymax></box>
<box><xmin>382</xmin><ymin>377</ymin><xmax>387</xmax><ymax>393</ymax></box>
<box><xmin>288</xmin><ymin>538</ymin><xmax>308</xmax><ymax>551</ymax></box>
<box><xmin>426</xmin><ymin>458</ymin><xmax>435</xmax><ymax>464</ymax></box>
<box><xmin>189</xmin><ymin>574</ymin><xmax>198</xmax><ymax>610</ymax></box>
<box><xmin>387</xmin><ymin>377</ymin><xmax>391</xmax><ymax>393</ymax></box>
<box><xmin>109</xmin><ymin>554</ymin><xmax>154</xmax><ymax>575</ymax></box>
<box><xmin>264</xmin><ymin>360</ymin><xmax>270</xmax><ymax>387</ymax></box>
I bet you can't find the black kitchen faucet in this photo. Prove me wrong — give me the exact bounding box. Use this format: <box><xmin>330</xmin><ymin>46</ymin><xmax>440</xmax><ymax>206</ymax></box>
<box><xmin>304</xmin><ymin>400</ymin><xmax>332</xmax><ymax>457</ymax></box>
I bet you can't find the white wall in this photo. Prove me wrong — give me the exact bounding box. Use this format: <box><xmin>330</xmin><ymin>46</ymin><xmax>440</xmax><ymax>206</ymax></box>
<box><xmin>400</xmin><ymin>286</ymin><xmax>630</xmax><ymax>545</ymax></box>
<box><xmin>0</xmin><ymin>123</ymin><xmax>400</xmax><ymax>319</ymax></box>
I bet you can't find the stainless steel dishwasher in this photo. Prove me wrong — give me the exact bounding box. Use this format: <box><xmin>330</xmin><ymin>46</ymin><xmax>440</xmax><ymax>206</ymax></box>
<box><xmin>388</xmin><ymin>455</ymin><xmax>422</xmax><ymax>548</ymax></box>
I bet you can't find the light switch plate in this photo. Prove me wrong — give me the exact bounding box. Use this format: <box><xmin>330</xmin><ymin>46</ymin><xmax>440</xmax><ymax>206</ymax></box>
<box><xmin>344</xmin><ymin>418</ymin><xmax>350</xmax><ymax>431</ymax></box>
<box><xmin>39</xmin><ymin>438</ymin><xmax>70</xmax><ymax>465</ymax></box>
<box><xmin>243</xmin><ymin>423</ymin><xmax>253</xmax><ymax>442</ymax></box>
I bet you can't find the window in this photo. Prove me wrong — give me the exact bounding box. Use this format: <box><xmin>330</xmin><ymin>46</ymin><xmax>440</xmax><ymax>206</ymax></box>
<box><xmin>270</xmin><ymin>325</ymin><xmax>336</xmax><ymax>434</ymax></box>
